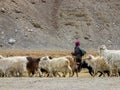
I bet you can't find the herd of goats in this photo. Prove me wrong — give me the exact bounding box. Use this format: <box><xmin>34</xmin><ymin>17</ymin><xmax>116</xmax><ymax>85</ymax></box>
<box><xmin>0</xmin><ymin>45</ymin><xmax>120</xmax><ymax>77</ymax></box>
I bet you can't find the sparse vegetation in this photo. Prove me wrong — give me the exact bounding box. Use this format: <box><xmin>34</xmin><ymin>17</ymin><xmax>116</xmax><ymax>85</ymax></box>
<box><xmin>31</xmin><ymin>21</ymin><xmax>43</xmax><ymax>29</ymax></box>
<box><xmin>75</xmin><ymin>13</ymin><xmax>87</xmax><ymax>17</ymax></box>
<box><xmin>0</xmin><ymin>50</ymin><xmax>71</xmax><ymax>58</ymax></box>
<box><xmin>0</xmin><ymin>50</ymin><xmax>98</xmax><ymax>58</ymax></box>
<box><xmin>86</xmin><ymin>22</ymin><xmax>91</xmax><ymax>26</ymax></box>
<box><xmin>64</xmin><ymin>22</ymin><xmax>75</xmax><ymax>26</ymax></box>
<box><xmin>97</xmin><ymin>12</ymin><xmax>109</xmax><ymax>23</ymax></box>
<box><xmin>14</xmin><ymin>9</ymin><xmax>22</xmax><ymax>13</ymax></box>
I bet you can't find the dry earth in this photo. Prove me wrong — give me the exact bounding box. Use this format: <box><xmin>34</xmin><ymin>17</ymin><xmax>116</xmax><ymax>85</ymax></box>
<box><xmin>0</xmin><ymin>77</ymin><xmax>120</xmax><ymax>90</ymax></box>
<box><xmin>0</xmin><ymin>50</ymin><xmax>99</xmax><ymax>58</ymax></box>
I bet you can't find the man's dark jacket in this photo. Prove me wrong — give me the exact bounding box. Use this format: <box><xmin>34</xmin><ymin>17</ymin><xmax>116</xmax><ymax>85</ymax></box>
<box><xmin>72</xmin><ymin>46</ymin><xmax>86</xmax><ymax>60</ymax></box>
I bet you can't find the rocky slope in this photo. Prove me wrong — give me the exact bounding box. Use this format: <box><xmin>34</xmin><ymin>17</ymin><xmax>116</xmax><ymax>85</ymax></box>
<box><xmin>0</xmin><ymin>0</ymin><xmax>120</xmax><ymax>50</ymax></box>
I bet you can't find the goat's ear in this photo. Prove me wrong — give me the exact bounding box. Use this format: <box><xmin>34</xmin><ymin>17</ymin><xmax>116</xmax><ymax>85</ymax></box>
<box><xmin>49</xmin><ymin>56</ymin><xmax>52</xmax><ymax>59</ymax></box>
<box><xmin>37</xmin><ymin>58</ymin><xmax>40</xmax><ymax>62</ymax></box>
<box><xmin>88</xmin><ymin>55</ymin><xmax>93</xmax><ymax>60</ymax></box>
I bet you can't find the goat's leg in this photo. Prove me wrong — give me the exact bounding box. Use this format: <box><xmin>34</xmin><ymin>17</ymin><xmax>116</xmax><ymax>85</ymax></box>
<box><xmin>98</xmin><ymin>72</ymin><xmax>103</xmax><ymax>77</ymax></box>
<box><xmin>75</xmin><ymin>69</ymin><xmax>78</xmax><ymax>77</ymax></box>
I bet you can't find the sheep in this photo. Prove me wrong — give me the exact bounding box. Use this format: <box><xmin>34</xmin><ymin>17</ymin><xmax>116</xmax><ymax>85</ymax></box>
<box><xmin>0</xmin><ymin>55</ymin><xmax>4</xmax><ymax>59</ymax></box>
<box><xmin>5</xmin><ymin>67</ymin><xmax>18</xmax><ymax>77</ymax></box>
<box><xmin>0</xmin><ymin>56</ymin><xmax>41</xmax><ymax>77</ymax></box>
<box><xmin>26</xmin><ymin>56</ymin><xmax>40</xmax><ymax>77</ymax></box>
<box><xmin>66</xmin><ymin>56</ymin><xmax>78</xmax><ymax>77</ymax></box>
<box><xmin>0</xmin><ymin>69</ymin><xmax>4</xmax><ymax>77</ymax></box>
<box><xmin>0</xmin><ymin>56</ymin><xmax>29</xmax><ymax>77</ymax></box>
<box><xmin>38</xmin><ymin>56</ymin><xmax>61</xmax><ymax>77</ymax></box>
<box><xmin>39</xmin><ymin>56</ymin><xmax>72</xmax><ymax>77</ymax></box>
<box><xmin>99</xmin><ymin>45</ymin><xmax>120</xmax><ymax>76</ymax></box>
<box><xmin>38</xmin><ymin>56</ymin><xmax>51</xmax><ymax>77</ymax></box>
<box><xmin>81</xmin><ymin>60</ymin><xmax>94</xmax><ymax>76</ymax></box>
<box><xmin>74</xmin><ymin>55</ymin><xmax>94</xmax><ymax>76</ymax></box>
<box><xmin>84</xmin><ymin>55</ymin><xmax>111</xmax><ymax>77</ymax></box>
<box><xmin>48</xmin><ymin>55</ymin><xmax>78</xmax><ymax>77</ymax></box>
<box><xmin>98</xmin><ymin>45</ymin><xmax>120</xmax><ymax>60</ymax></box>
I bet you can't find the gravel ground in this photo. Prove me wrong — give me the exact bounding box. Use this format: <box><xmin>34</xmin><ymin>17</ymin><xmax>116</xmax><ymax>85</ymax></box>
<box><xmin>0</xmin><ymin>77</ymin><xmax>120</xmax><ymax>90</ymax></box>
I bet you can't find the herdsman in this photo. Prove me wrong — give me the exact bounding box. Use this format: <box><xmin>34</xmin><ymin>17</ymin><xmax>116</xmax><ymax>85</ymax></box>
<box><xmin>71</xmin><ymin>41</ymin><xmax>86</xmax><ymax>72</ymax></box>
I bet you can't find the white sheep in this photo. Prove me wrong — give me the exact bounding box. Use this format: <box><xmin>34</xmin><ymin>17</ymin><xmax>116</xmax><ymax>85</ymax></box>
<box><xmin>0</xmin><ymin>55</ymin><xmax>4</xmax><ymax>59</ymax></box>
<box><xmin>39</xmin><ymin>56</ymin><xmax>72</xmax><ymax>77</ymax></box>
<box><xmin>84</xmin><ymin>55</ymin><xmax>111</xmax><ymax>77</ymax></box>
<box><xmin>0</xmin><ymin>56</ymin><xmax>28</xmax><ymax>77</ymax></box>
<box><xmin>98</xmin><ymin>45</ymin><xmax>120</xmax><ymax>76</ymax></box>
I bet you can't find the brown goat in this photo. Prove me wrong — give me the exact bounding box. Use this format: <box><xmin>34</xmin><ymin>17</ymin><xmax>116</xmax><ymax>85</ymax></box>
<box><xmin>26</xmin><ymin>56</ymin><xmax>40</xmax><ymax>77</ymax></box>
<box><xmin>66</xmin><ymin>56</ymin><xmax>78</xmax><ymax>77</ymax></box>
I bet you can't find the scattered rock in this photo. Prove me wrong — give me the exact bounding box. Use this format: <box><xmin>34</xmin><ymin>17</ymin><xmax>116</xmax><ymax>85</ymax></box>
<box><xmin>0</xmin><ymin>0</ymin><xmax>119</xmax><ymax>50</ymax></box>
<box><xmin>75</xmin><ymin>13</ymin><xmax>87</xmax><ymax>17</ymax></box>
<box><xmin>1</xmin><ymin>8</ymin><xmax>5</xmax><ymax>13</ymax></box>
<box><xmin>1</xmin><ymin>36</ymin><xmax>4</xmax><ymax>39</ymax></box>
<box><xmin>41</xmin><ymin>0</ymin><xmax>46</xmax><ymax>3</ymax></box>
<box><xmin>75</xmin><ymin>32</ymin><xmax>79</xmax><ymax>34</ymax></box>
<box><xmin>86</xmin><ymin>22</ymin><xmax>91</xmax><ymax>26</ymax></box>
<box><xmin>1</xmin><ymin>31</ymin><xmax>4</xmax><ymax>35</ymax></box>
<box><xmin>84</xmin><ymin>35</ymin><xmax>91</xmax><ymax>40</ymax></box>
<box><xmin>31</xmin><ymin>22</ymin><xmax>42</xmax><ymax>28</ymax></box>
<box><xmin>0</xmin><ymin>44</ymin><xmax>3</xmax><ymax>47</ymax></box>
<box><xmin>84</xmin><ymin>36</ymin><xmax>89</xmax><ymax>40</ymax></box>
<box><xmin>108</xmin><ymin>40</ymin><xmax>111</xmax><ymax>43</ymax></box>
<box><xmin>74</xmin><ymin>35</ymin><xmax>80</xmax><ymax>39</ymax></box>
<box><xmin>11</xmin><ymin>0</ymin><xmax>18</xmax><ymax>4</ymax></box>
<box><xmin>8</xmin><ymin>38</ymin><xmax>16</xmax><ymax>45</ymax></box>
<box><xmin>107</xmin><ymin>40</ymin><xmax>112</xmax><ymax>45</ymax></box>
<box><xmin>25</xmin><ymin>27</ymin><xmax>29</xmax><ymax>29</ymax></box>
<box><xmin>15</xmin><ymin>17</ymin><xmax>19</xmax><ymax>19</ymax></box>
<box><xmin>28</xmin><ymin>29</ymin><xmax>33</xmax><ymax>32</ymax></box>
<box><xmin>106</xmin><ymin>23</ymin><xmax>110</xmax><ymax>27</ymax></box>
<box><xmin>24</xmin><ymin>33</ymin><xmax>28</xmax><ymax>37</ymax></box>
<box><xmin>14</xmin><ymin>9</ymin><xmax>22</xmax><ymax>13</ymax></box>
<box><xmin>31</xmin><ymin>1</ymin><xmax>36</xmax><ymax>4</ymax></box>
<box><xmin>64</xmin><ymin>22</ymin><xmax>75</xmax><ymax>26</ymax></box>
<box><xmin>15</xmin><ymin>29</ymin><xmax>18</xmax><ymax>33</ymax></box>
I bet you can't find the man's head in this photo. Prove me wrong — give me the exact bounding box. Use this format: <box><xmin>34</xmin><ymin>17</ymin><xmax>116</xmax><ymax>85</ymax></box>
<box><xmin>75</xmin><ymin>41</ymin><xmax>80</xmax><ymax>46</ymax></box>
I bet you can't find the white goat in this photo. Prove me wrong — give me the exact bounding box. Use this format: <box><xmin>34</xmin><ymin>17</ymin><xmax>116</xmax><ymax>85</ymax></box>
<box><xmin>98</xmin><ymin>45</ymin><xmax>120</xmax><ymax>76</ymax></box>
<box><xmin>39</xmin><ymin>56</ymin><xmax>72</xmax><ymax>77</ymax></box>
<box><xmin>0</xmin><ymin>56</ymin><xmax>28</xmax><ymax>77</ymax></box>
<box><xmin>84</xmin><ymin>55</ymin><xmax>111</xmax><ymax>77</ymax></box>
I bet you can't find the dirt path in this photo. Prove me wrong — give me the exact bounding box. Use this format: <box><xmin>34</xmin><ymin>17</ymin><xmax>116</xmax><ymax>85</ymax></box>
<box><xmin>0</xmin><ymin>77</ymin><xmax>120</xmax><ymax>90</ymax></box>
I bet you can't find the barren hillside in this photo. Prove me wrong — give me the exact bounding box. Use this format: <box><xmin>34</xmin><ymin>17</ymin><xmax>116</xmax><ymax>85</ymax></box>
<box><xmin>0</xmin><ymin>0</ymin><xmax>120</xmax><ymax>50</ymax></box>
